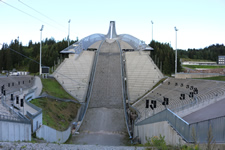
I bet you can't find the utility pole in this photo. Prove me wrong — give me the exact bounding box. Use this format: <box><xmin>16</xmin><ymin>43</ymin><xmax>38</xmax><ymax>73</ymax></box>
<box><xmin>68</xmin><ymin>19</ymin><xmax>71</xmax><ymax>46</ymax></box>
<box><xmin>151</xmin><ymin>20</ymin><xmax>153</xmax><ymax>41</ymax></box>
<box><xmin>174</xmin><ymin>26</ymin><xmax>178</xmax><ymax>75</ymax></box>
<box><xmin>40</xmin><ymin>25</ymin><xmax>44</xmax><ymax>75</ymax></box>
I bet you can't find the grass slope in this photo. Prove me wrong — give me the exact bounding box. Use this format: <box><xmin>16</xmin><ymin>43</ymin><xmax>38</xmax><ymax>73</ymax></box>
<box><xmin>183</xmin><ymin>65</ymin><xmax>225</xmax><ymax>69</ymax></box>
<box><xmin>197</xmin><ymin>76</ymin><xmax>225</xmax><ymax>81</ymax></box>
<box><xmin>31</xmin><ymin>98</ymin><xmax>79</xmax><ymax>131</ymax></box>
<box><xmin>181</xmin><ymin>58</ymin><xmax>214</xmax><ymax>62</ymax></box>
<box><xmin>31</xmin><ymin>78</ymin><xmax>80</xmax><ymax>131</ymax></box>
<box><xmin>41</xmin><ymin>78</ymin><xmax>76</xmax><ymax>100</ymax></box>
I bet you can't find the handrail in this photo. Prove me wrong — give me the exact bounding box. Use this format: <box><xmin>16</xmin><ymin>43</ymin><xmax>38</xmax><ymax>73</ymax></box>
<box><xmin>0</xmin><ymin>95</ymin><xmax>31</xmax><ymax>124</ymax></box>
<box><xmin>135</xmin><ymin>108</ymin><xmax>190</xmax><ymax>142</ymax></box>
<box><xmin>136</xmin><ymin>108</ymin><xmax>225</xmax><ymax>143</ymax></box>
<box><xmin>117</xmin><ymin>40</ymin><xmax>132</xmax><ymax>138</ymax></box>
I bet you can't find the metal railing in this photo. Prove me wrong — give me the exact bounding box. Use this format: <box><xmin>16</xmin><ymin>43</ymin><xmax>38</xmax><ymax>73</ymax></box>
<box><xmin>0</xmin><ymin>95</ymin><xmax>31</xmax><ymax>124</ymax></box>
<box><xmin>117</xmin><ymin>40</ymin><xmax>132</xmax><ymax>138</ymax></box>
<box><xmin>75</xmin><ymin>40</ymin><xmax>104</xmax><ymax>132</ymax></box>
<box><xmin>136</xmin><ymin>108</ymin><xmax>225</xmax><ymax>143</ymax></box>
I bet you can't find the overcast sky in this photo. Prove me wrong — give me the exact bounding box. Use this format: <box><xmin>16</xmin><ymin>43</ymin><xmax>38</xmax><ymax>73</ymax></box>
<box><xmin>0</xmin><ymin>0</ymin><xmax>225</xmax><ymax>50</ymax></box>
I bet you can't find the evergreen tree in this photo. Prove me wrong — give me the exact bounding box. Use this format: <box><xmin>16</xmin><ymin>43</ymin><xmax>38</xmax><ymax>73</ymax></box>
<box><xmin>149</xmin><ymin>40</ymin><xmax>181</xmax><ymax>75</ymax></box>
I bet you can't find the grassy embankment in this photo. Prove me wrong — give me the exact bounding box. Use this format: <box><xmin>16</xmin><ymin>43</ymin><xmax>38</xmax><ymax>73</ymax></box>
<box><xmin>30</xmin><ymin>78</ymin><xmax>80</xmax><ymax>131</ymax></box>
<box><xmin>181</xmin><ymin>58</ymin><xmax>214</xmax><ymax>62</ymax></box>
<box><xmin>196</xmin><ymin>76</ymin><xmax>225</xmax><ymax>81</ymax></box>
<box><xmin>183</xmin><ymin>65</ymin><xmax>225</xmax><ymax>69</ymax></box>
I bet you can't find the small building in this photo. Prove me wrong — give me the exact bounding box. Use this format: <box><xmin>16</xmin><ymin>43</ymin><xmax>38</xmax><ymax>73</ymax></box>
<box><xmin>182</xmin><ymin>61</ymin><xmax>217</xmax><ymax>66</ymax></box>
<box><xmin>218</xmin><ymin>56</ymin><xmax>225</xmax><ymax>65</ymax></box>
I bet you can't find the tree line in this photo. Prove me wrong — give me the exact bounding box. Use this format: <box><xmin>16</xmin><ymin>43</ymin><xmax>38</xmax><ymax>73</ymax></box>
<box><xmin>149</xmin><ymin>40</ymin><xmax>182</xmax><ymax>75</ymax></box>
<box><xmin>178</xmin><ymin>44</ymin><xmax>225</xmax><ymax>62</ymax></box>
<box><xmin>0</xmin><ymin>38</ymin><xmax>77</xmax><ymax>73</ymax></box>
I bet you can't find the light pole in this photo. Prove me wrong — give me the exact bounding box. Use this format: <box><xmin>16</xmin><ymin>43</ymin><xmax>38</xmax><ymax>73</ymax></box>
<box><xmin>40</xmin><ymin>25</ymin><xmax>44</xmax><ymax>75</ymax></box>
<box><xmin>151</xmin><ymin>20</ymin><xmax>153</xmax><ymax>41</ymax></box>
<box><xmin>68</xmin><ymin>19</ymin><xmax>71</xmax><ymax>46</ymax></box>
<box><xmin>174</xmin><ymin>26</ymin><xmax>178</xmax><ymax>75</ymax></box>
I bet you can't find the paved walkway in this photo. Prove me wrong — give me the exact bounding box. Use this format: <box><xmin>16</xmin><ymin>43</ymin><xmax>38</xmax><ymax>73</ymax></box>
<box><xmin>70</xmin><ymin>40</ymin><xmax>127</xmax><ymax>145</ymax></box>
<box><xmin>0</xmin><ymin>142</ymin><xmax>146</xmax><ymax>150</ymax></box>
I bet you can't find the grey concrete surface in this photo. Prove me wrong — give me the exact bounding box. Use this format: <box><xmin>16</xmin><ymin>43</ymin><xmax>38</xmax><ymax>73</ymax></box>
<box><xmin>125</xmin><ymin>51</ymin><xmax>163</xmax><ymax>103</ymax></box>
<box><xmin>53</xmin><ymin>51</ymin><xmax>95</xmax><ymax>102</ymax></box>
<box><xmin>118</xmin><ymin>40</ymin><xmax>133</xmax><ymax>50</ymax></box>
<box><xmin>70</xmin><ymin>41</ymin><xmax>127</xmax><ymax>145</ymax></box>
<box><xmin>134</xmin><ymin>121</ymin><xmax>186</xmax><ymax>145</ymax></box>
<box><xmin>88</xmin><ymin>40</ymin><xmax>103</xmax><ymax>49</ymax></box>
<box><xmin>183</xmin><ymin>98</ymin><xmax>225</xmax><ymax>124</ymax></box>
<box><xmin>33</xmin><ymin>76</ymin><xmax>43</xmax><ymax>98</ymax></box>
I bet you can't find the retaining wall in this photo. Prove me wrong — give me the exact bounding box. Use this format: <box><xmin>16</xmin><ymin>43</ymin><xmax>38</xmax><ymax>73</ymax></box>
<box><xmin>134</xmin><ymin>121</ymin><xmax>186</xmax><ymax>145</ymax></box>
<box><xmin>25</xmin><ymin>88</ymin><xmax>43</xmax><ymax>133</ymax></box>
<box><xmin>0</xmin><ymin>120</ymin><xmax>31</xmax><ymax>141</ymax></box>
<box><xmin>36</xmin><ymin>125</ymin><xmax>71</xmax><ymax>143</ymax></box>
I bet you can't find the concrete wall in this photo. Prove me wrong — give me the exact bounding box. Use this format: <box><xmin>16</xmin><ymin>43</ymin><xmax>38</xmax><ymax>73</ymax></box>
<box><xmin>32</xmin><ymin>113</ymin><xmax>42</xmax><ymax>132</ymax></box>
<box><xmin>0</xmin><ymin>121</ymin><xmax>31</xmax><ymax>141</ymax></box>
<box><xmin>134</xmin><ymin>121</ymin><xmax>186</xmax><ymax>145</ymax></box>
<box><xmin>36</xmin><ymin>125</ymin><xmax>71</xmax><ymax>143</ymax></box>
<box><xmin>25</xmin><ymin>88</ymin><xmax>43</xmax><ymax>133</ymax></box>
<box><xmin>175</xmin><ymin>73</ymin><xmax>220</xmax><ymax>79</ymax></box>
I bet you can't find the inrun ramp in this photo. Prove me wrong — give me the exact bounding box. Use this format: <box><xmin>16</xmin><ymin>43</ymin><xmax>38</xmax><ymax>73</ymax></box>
<box><xmin>71</xmin><ymin>41</ymin><xmax>127</xmax><ymax>145</ymax></box>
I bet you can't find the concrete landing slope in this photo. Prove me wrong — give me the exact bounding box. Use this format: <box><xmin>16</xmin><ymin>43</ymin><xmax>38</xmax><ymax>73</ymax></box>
<box><xmin>72</xmin><ymin>41</ymin><xmax>127</xmax><ymax>146</ymax></box>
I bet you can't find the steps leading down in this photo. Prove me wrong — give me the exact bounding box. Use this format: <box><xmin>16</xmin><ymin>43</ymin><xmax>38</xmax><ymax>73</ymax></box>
<box><xmin>71</xmin><ymin>41</ymin><xmax>127</xmax><ymax>145</ymax></box>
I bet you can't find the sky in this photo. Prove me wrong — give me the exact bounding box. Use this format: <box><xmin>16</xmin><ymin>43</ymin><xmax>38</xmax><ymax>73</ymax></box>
<box><xmin>0</xmin><ymin>0</ymin><xmax>225</xmax><ymax>50</ymax></box>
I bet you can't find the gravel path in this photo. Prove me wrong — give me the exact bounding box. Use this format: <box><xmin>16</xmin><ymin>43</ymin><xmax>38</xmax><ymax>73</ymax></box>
<box><xmin>0</xmin><ymin>142</ymin><xmax>146</xmax><ymax>150</ymax></box>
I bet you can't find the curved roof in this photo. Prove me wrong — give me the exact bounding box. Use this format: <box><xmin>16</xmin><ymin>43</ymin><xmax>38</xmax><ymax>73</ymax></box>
<box><xmin>61</xmin><ymin>21</ymin><xmax>153</xmax><ymax>54</ymax></box>
<box><xmin>61</xmin><ymin>33</ymin><xmax>105</xmax><ymax>54</ymax></box>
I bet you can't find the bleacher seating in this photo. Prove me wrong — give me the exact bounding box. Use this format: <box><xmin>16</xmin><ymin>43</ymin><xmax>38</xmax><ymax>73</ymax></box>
<box><xmin>125</xmin><ymin>51</ymin><xmax>163</xmax><ymax>103</ymax></box>
<box><xmin>0</xmin><ymin>76</ymin><xmax>34</xmax><ymax>95</ymax></box>
<box><xmin>0</xmin><ymin>76</ymin><xmax>34</xmax><ymax>116</ymax></box>
<box><xmin>53</xmin><ymin>51</ymin><xmax>95</xmax><ymax>102</ymax></box>
<box><xmin>133</xmin><ymin>77</ymin><xmax>225</xmax><ymax>122</ymax></box>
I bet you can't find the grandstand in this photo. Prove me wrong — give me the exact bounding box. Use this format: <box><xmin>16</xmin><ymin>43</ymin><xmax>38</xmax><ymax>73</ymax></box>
<box><xmin>0</xmin><ymin>76</ymin><xmax>36</xmax><ymax>141</ymax></box>
<box><xmin>125</xmin><ymin>51</ymin><xmax>163</xmax><ymax>103</ymax></box>
<box><xmin>133</xmin><ymin>76</ymin><xmax>225</xmax><ymax>144</ymax></box>
<box><xmin>53</xmin><ymin>51</ymin><xmax>95</xmax><ymax>102</ymax></box>
<box><xmin>0</xmin><ymin>76</ymin><xmax>34</xmax><ymax>95</ymax></box>
<box><xmin>133</xmin><ymin>78</ymin><xmax>225</xmax><ymax>121</ymax></box>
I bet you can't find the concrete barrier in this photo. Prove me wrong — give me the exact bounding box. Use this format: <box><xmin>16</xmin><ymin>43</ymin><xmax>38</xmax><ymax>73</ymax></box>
<box><xmin>36</xmin><ymin>125</ymin><xmax>71</xmax><ymax>143</ymax></box>
<box><xmin>0</xmin><ymin>120</ymin><xmax>31</xmax><ymax>141</ymax></box>
<box><xmin>134</xmin><ymin>121</ymin><xmax>186</xmax><ymax>145</ymax></box>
